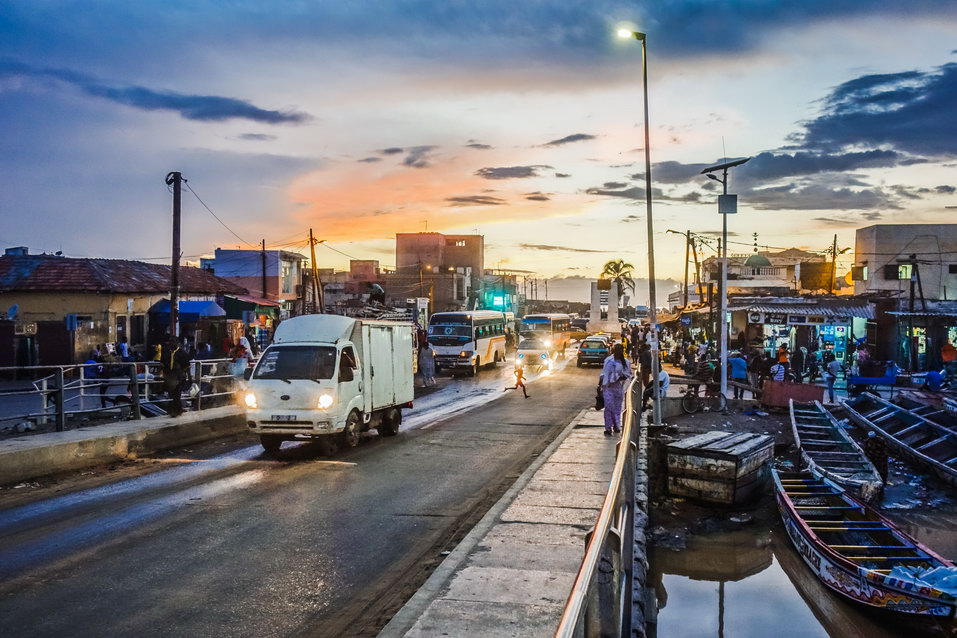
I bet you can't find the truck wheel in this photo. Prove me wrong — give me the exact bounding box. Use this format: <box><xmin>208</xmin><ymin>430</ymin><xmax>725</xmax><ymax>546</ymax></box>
<box><xmin>260</xmin><ymin>435</ymin><xmax>284</xmax><ymax>454</ymax></box>
<box><xmin>376</xmin><ymin>408</ymin><xmax>401</xmax><ymax>437</ymax></box>
<box><xmin>467</xmin><ymin>361</ymin><xmax>478</xmax><ymax>377</ymax></box>
<box><xmin>338</xmin><ymin>411</ymin><xmax>361</xmax><ymax>448</ymax></box>
<box><xmin>317</xmin><ymin>435</ymin><xmax>338</xmax><ymax>456</ymax></box>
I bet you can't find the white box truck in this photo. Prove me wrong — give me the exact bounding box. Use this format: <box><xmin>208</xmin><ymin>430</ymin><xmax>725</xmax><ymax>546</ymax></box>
<box><xmin>243</xmin><ymin>315</ymin><xmax>415</xmax><ymax>454</ymax></box>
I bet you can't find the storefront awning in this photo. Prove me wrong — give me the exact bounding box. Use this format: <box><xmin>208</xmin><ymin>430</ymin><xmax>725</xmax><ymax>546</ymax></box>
<box><xmin>888</xmin><ymin>311</ymin><xmax>957</xmax><ymax>319</ymax></box>
<box><xmin>149</xmin><ymin>299</ymin><xmax>226</xmax><ymax>319</ymax></box>
<box><xmin>229</xmin><ymin>294</ymin><xmax>280</xmax><ymax>307</ymax></box>
<box><xmin>731</xmin><ymin>303</ymin><xmax>874</xmax><ymax>320</ymax></box>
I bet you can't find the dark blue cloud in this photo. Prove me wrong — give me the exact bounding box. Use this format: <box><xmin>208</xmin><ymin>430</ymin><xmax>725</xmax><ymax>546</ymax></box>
<box><xmin>476</xmin><ymin>165</ymin><xmax>553</xmax><ymax>179</ymax></box>
<box><xmin>798</xmin><ymin>63</ymin><xmax>957</xmax><ymax>156</ymax></box>
<box><xmin>0</xmin><ymin>58</ymin><xmax>310</xmax><ymax>124</ymax></box>
<box><xmin>543</xmin><ymin>133</ymin><xmax>596</xmax><ymax>146</ymax></box>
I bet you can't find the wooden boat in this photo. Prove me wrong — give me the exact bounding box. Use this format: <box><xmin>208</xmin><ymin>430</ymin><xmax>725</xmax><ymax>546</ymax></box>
<box><xmin>892</xmin><ymin>393</ymin><xmax>957</xmax><ymax>430</ymax></box>
<box><xmin>790</xmin><ymin>400</ymin><xmax>882</xmax><ymax>501</ymax></box>
<box><xmin>773</xmin><ymin>469</ymin><xmax>957</xmax><ymax>619</ymax></box>
<box><xmin>842</xmin><ymin>393</ymin><xmax>957</xmax><ymax>487</ymax></box>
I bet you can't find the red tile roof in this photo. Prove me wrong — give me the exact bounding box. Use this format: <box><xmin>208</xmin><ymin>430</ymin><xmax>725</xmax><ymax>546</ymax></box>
<box><xmin>0</xmin><ymin>255</ymin><xmax>247</xmax><ymax>295</ymax></box>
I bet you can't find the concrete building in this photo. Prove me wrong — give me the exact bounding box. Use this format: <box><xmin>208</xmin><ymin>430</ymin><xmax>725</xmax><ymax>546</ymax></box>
<box><xmin>853</xmin><ymin>224</ymin><xmax>957</xmax><ymax>300</ymax></box>
<box><xmin>0</xmin><ymin>249</ymin><xmax>244</xmax><ymax>366</ymax></box>
<box><xmin>200</xmin><ymin>248</ymin><xmax>306</xmax><ymax>315</ymax></box>
<box><xmin>701</xmin><ymin>248</ymin><xmax>830</xmax><ymax>296</ymax></box>
<box><xmin>853</xmin><ymin>224</ymin><xmax>957</xmax><ymax>370</ymax></box>
<box><xmin>395</xmin><ymin>233</ymin><xmax>484</xmax><ymax>309</ymax></box>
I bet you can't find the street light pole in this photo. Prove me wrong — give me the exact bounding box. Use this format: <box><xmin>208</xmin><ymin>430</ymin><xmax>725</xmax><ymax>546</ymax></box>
<box><xmin>621</xmin><ymin>29</ymin><xmax>661</xmax><ymax>427</ymax></box>
<box><xmin>701</xmin><ymin>157</ymin><xmax>751</xmax><ymax>404</ymax></box>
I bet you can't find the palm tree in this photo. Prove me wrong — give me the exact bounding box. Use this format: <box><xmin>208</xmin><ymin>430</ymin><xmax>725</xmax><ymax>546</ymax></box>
<box><xmin>600</xmin><ymin>259</ymin><xmax>636</xmax><ymax>295</ymax></box>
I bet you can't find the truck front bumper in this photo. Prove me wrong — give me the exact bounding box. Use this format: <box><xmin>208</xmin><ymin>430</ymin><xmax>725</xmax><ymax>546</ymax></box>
<box><xmin>246</xmin><ymin>411</ymin><xmax>336</xmax><ymax>436</ymax></box>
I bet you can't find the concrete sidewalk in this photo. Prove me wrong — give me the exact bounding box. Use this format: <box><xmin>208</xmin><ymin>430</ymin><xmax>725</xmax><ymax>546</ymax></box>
<box><xmin>0</xmin><ymin>406</ymin><xmax>246</xmax><ymax>485</ymax></box>
<box><xmin>379</xmin><ymin>409</ymin><xmax>618</xmax><ymax>638</ymax></box>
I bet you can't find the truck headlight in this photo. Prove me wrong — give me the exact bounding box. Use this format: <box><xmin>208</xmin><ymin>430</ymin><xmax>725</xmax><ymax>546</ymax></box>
<box><xmin>244</xmin><ymin>392</ymin><xmax>258</xmax><ymax>409</ymax></box>
<box><xmin>317</xmin><ymin>393</ymin><xmax>334</xmax><ymax>409</ymax></box>
<box><xmin>459</xmin><ymin>351</ymin><xmax>472</xmax><ymax>358</ymax></box>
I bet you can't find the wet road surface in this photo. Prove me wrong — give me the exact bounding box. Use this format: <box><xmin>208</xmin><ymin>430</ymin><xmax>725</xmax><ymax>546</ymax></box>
<box><xmin>0</xmin><ymin>360</ymin><xmax>597</xmax><ymax>637</ymax></box>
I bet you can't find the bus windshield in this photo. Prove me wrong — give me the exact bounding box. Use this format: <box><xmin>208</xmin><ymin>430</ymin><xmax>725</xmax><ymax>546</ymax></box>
<box><xmin>428</xmin><ymin>324</ymin><xmax>473</xmax><ymax>346</ymax></box>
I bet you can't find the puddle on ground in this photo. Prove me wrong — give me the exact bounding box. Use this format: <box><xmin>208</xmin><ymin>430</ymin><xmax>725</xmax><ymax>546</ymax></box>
<box><xmin>647</xmin><ymin>524</ymin><xmax>948</xmax><ymax>638</ymax></box>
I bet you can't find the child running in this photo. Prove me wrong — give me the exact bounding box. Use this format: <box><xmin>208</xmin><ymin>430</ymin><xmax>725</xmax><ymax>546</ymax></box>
<box><xmin>504</xmin><ymin>366</ymin><xmax>530</xmax><ymax>398</ymax></box>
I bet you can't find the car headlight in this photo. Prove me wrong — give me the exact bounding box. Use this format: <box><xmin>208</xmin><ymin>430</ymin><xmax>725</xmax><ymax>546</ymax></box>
<box><xmin>517</xmin><ymin>353</ymin><xmax>525</xmax><ymax>359</ymax></box>
<box><xmin>317</xmin><ymin>393</ymin><xmax>334</xmax><ymax>409</ymax></box>
<box><xmin>541</xmin><ymin>353</ymin><xmax>548</xmax><ymax>359</ymax></box>
<box><xmin>544</xmin><ymin>339</ymin><xmax>552</xmax><ymax>347</ymax></box>
<box><xmin>244</xmin><ymin>392</ymin><xmax>258</xmax><ymax>409</ymax></box>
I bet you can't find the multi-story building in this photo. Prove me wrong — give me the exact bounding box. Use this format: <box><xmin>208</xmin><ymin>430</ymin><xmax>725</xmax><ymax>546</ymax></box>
<box><xmin>852</xmin><ymin>224</ymin><xmax>957</xmax><ymax>370</ymax></box>
<box><xmin>395</xmin><ymin>233</ymin><xmax>484</xmax><ymax>309</ymax></box>
<box><xmin>701</xmin><ymin>248</ymin><xmax>830</xmax><ymax>296</ymax></box>
<box><xmin>200</xmin><ymin>248</ymin><xmax>306</xmax><ymax>316</ymax></box>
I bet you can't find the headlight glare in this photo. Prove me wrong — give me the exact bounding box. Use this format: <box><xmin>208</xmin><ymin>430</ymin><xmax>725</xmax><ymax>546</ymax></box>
<box><xmin>244</xmin><ymin>392</ymin><xmax>257</xmax><ymax>409</ymax></box>
<box><xmin>317</xmin><ymin>393</ymin><xmax>334</xmax><ymax>409</ymax></box>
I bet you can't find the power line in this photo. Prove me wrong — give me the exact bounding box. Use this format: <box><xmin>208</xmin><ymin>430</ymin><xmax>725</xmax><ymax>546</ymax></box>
<box><xmin>183</xmin><ymin>181</ymin><xmax>256</xmax><ymax>248</ymax></box>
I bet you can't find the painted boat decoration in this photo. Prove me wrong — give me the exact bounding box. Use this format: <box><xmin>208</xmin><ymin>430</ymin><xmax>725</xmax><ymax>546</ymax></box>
<box><xmin>842</xmin><ymin>393</ymin><xmax>957</xmax><ymax>487</ymax></box>
<box><xmin>790</xmin><ymin>399</ymin><xmax>882</xmax><ymax>501</ymax></box>
<box><xmin>772</xmin><ymin>469</ymin><xmax>957</xmax><ymax>620</ymax></box>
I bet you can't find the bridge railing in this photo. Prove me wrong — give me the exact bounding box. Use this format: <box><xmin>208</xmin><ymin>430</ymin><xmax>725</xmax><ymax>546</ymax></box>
<box><xmin>554</xmin><ymin>374</ymin><xmax>642</xmax><ymax>638</ymax></box>
<box><xmin>0</xmin><ymin>358</ymin><xmax>251</xmax><ymax>433</ymax></box>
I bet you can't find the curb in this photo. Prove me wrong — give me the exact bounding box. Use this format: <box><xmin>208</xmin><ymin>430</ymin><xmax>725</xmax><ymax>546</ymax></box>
<box><xmin>377</xmin><ymin>407</ymin><xmax>591</xmax><ymax>638</ymax></box>
<box><xmin>0</xmin><ymin>406</ymin><xmax>247</xmax><ymax>485</ymax></box>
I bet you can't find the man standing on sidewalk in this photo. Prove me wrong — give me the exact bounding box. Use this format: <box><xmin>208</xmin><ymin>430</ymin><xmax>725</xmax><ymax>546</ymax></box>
<box><xmin>160</xmin><ymin>336</ymin><xmax>192</xmax><ymax>417</ymax></box>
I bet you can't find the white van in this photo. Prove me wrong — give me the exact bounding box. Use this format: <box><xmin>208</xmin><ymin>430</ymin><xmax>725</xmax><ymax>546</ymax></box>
<box><xmin>244</xmin><ymin>315</ymin><xmax>415</xmax><ymax>454</ymax></box>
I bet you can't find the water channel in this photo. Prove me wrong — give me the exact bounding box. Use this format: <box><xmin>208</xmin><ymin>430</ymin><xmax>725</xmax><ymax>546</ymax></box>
<box><xmin>648</xmin><ymin>457</ymin><xmax>957</xmax><ymax>638</ymax></box>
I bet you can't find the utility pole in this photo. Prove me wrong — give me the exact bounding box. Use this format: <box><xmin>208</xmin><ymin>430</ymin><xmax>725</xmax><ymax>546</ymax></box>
<box><xmin>683</xmin><ymin>230</ymin><xmax>690</xmax><ymax>307</ymax></box>
<box><xmin>544</xmin><ymin>279</ymin><xmax>548</xmax><ymax>301</ymax></box>
<box><xmin>309</xmin><ymin>229</ymin><xmax>324</xmax><ymax>313</ymax></box>
<box><xmin>260</xmin><ymin>239</ymin><xmax>269</xmax><ymax>300</ymax></box>
<box><xmin>690</xmin><ymin>235</ymin><xmax>702</xmax><ymax>301</ymax></box>
<box><xmin>829</xmin><ymin>234</ymin><xmax>838</xmax><ymax>294</ymax></box>
<box><xmin>165</xmin><ymin>171</ymin><xmax>182</xmax><ymax>339</ymax></box>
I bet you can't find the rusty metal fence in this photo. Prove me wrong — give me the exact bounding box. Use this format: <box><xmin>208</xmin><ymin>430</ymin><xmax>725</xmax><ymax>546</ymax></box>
<box><xmin>555</xmin><ymin>375</ymin><xmax>643</xmax><ymax>638</ymax></box>
<box><xmin>0</xmin><ymin>358</ymin><xmax>249</xmax><ymax>434</ymax></box>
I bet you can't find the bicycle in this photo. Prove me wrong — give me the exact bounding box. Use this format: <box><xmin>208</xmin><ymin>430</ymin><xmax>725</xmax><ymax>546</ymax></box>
<box><xmin>680</xmin><ymin>382</ymin><xmax>728</xmax><ymax>414</ymax></box>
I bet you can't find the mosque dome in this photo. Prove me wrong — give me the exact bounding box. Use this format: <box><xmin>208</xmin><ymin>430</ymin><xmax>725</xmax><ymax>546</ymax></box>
<box><xmin>744</xmin><ymin>254</ymin><xmax>772</xmax><ymax>268</ymax></box>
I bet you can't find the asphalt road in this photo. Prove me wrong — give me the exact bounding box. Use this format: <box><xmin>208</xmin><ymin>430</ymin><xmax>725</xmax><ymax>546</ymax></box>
<box><xmin>0</xmin><ymin>361</ymin><xmax>599</xmax><ymax>637</ymax></box>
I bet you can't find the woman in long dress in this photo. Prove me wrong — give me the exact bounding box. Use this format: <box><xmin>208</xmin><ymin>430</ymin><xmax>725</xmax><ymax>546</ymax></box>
<box><xmin>418</xmin><ymin>343</ymin><xmax>436</xmax><ymax>387</ymax></box>
<box><xmin>601</xmin><ymin>343</ymin><xmax>632</xmax><ymax>436</ymax></box>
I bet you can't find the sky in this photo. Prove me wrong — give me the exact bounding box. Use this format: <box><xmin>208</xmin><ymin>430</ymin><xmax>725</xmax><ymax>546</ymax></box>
<box><xmin>2</xmin><ymin>1</ymin><xmax>956</xmax><ymax>302</ymax></box>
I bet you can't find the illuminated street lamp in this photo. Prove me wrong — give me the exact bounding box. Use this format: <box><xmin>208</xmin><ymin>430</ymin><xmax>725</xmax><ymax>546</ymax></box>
<box><xmin>618</xmin><ymin>28</ymin><xmax>661</xmax><ymax>428</ymax></box>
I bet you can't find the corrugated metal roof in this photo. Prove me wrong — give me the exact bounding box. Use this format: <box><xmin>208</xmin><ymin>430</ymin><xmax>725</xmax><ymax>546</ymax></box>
<box><xmin>887</xmin><ymin>311</ymin><xmax>957</xmax><ymax>318</ymax></box>
<box><xmin>0</xmin><ymin>255</ymin><xmax>246</xmax><ymax>295</ymax></box>
<box><xmin>731</xmin><ymin>303</ymin><xmax>874</xmax><ymax>319</ymax></box>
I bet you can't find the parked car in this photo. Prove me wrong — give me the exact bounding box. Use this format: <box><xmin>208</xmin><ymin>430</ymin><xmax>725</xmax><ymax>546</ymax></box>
<box><xmin>577</xmin><ymin>338</ymin><xmax>610</xmax><ymax>367</ymax></box>
<box><xmin>516</xmin><ymin>337</ymin><xmax>551</xmax><ymax>369</ymax></box>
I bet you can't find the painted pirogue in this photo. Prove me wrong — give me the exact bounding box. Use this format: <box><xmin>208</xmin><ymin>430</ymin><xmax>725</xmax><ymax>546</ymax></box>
<box><xmin>843</xmin><ymin>392</ymin><xmax>957</xmax><ymax>487</ymax></box>
<box><xmin>790</xmin><ymin>400</ymin><xmax>882</xmax><ymax>501</ymax></box>
<box><xmin>773</xmin><ymin>469</ymin><xmax>957</xmax><ymax>620</ymax></box>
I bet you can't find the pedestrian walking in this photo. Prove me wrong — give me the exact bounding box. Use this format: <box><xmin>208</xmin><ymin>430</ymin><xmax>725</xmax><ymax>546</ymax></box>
<box><xmin>160</xmin><ymin>336</ymin><xmax>192</xmax><ymax>417</ymax></box>
<box><xmin>823</xmin><ymin>353</ymin><xmax>843</xmax><ymax>403</ymax></box>
<box><xmin>769</xmin><ymin>359</ymin><xmax>786</xmax><ymax>382</ymax></box>
<box><xmin>418</xmin><ymin>342</ymin><xmax>436</xmax><ymax>387</ymax></box>
<box><xmin>638</xmin><ymin>343</ymin><xmax>652</xmax><ymax>388</ymax></box>
<box><xmin>600</xmin><ymin>344</ymin><xmax>632</xmax><ymax>436</ymax></box>
<box><xmin>863</xmin><ymin>431</ymin><xmax>888</xmax><ymax>485</ymax></box>
<box><xmin>747</xmin><ymin>350</ymin><xmax>765</xmax><ymax>394</ymax></box>
<box><xmin>729</xmin><ymin>351</ymin><xmax>748</xmax><ymax>399</ymax></box>
<box><xmin>792</xmin><ymin>347</ymin><xmax>806</xmax><ymax>383</ymax></box>
<box><xmin>505</xmin><ymin>366</ymin><xmax>529</xmax><ymax>398</ymax></box>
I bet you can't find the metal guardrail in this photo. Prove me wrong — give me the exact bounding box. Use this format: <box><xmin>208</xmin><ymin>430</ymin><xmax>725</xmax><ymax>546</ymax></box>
<box><xmin>555</xmin><ymin>374</ymin><xmax>642</xmax><ymax>638</ymax></box>
<box><xmin>0</xmin><ymin>358</ymin><xmax>251</xmax><ymax>433</ymax></box>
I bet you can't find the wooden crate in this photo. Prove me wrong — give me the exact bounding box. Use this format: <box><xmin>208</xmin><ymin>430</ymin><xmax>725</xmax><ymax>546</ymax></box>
<box><xmin>666</xmin><ymin>431</ymin><xmax>775</xmax><ymax>505</ymax></box>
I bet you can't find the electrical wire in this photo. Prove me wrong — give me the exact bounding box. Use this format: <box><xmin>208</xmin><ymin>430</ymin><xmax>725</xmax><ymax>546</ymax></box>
<box><xmin>183</xmin><ymin>181</ymin><xmax>256</xmax><ymax>248</ymax></box>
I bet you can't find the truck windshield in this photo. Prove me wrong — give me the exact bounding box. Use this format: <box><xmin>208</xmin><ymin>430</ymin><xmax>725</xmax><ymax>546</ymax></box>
<box><xmin>428</xmin><ymin>324</ymin><xmax>472</xmax><ymax>346</ymax></box>
<box><xmin>253</xmin><ymin>346</ymin><xmax>337</xmax><ymax>380</ymax></box>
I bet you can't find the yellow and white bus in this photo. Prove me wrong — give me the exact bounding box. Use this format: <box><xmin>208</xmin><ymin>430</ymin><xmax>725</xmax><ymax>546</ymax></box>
<box><xmin>428</xmin><ymin>311</ymin><xmax>507</xmax><ymax>376</ymax></box>
<box><xmin>519</xmin><ymin>313</ymin><xmax>572</xmax><ymax>356</ymax></box>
